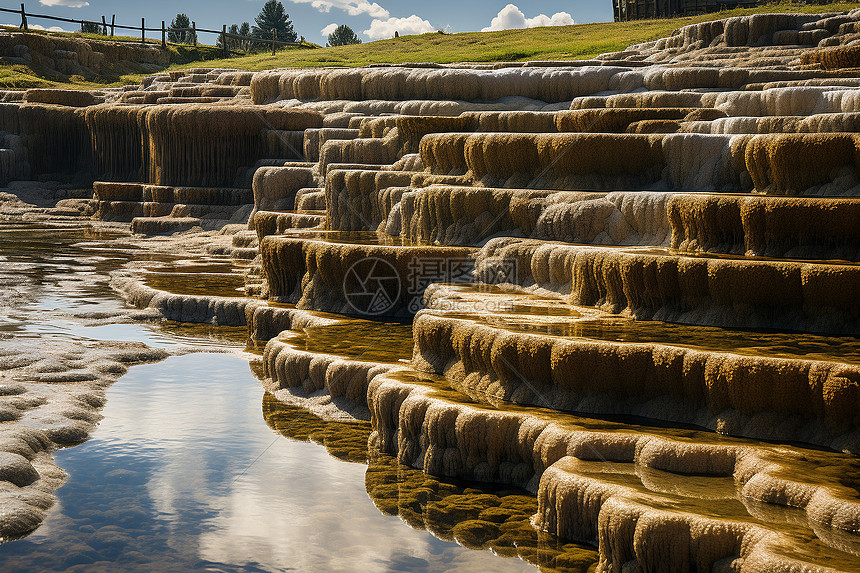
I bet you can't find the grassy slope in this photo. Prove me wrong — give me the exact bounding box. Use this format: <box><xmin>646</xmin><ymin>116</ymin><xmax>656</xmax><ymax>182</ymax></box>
<box><xmin>0</xmin><ymin>26</ymin><xmax>228</xmax><ymax>89</ymax></box>
<box><xmin>1</xmin><ymin>1</ymin><xmax>858</xmax><ymax>90</ymax></box>
<box><xmin>176</xmin><ymin>1</ymin><xmax>860</xmax><ymax>71</ymax></box>
<box><xmin>0</xmin><ymin>25</ymin><xmax>317</xmax><ymax>89</ymax></box>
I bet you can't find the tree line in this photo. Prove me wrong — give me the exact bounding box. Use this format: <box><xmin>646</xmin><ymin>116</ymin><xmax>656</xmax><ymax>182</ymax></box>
<box><xmin>79</xmin><ymin>0</ymin><xmax>362</xmax><ymax>51</ymax></box>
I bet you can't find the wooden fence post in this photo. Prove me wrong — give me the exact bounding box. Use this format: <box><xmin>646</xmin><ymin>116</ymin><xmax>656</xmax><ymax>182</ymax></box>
<box><xmin>20</xmin><ymin>3</ymin><xmax>27</xmax><ymax>31</ymax></box>
<box><xmin>221</xmin><ymin>25</ymin><xmax>227</xmax><ymax>58</ymax></box>
<box><xmin>110</xmin><ymin>14</ymin><xmax>115</xmax><ymax>37</ymax></box>
<box><xmin>101</xmin><ymin>15</ymin><xmax>107</xmax><ymax>35</ymax></box>
<box><xmin>161</xmin><ymin>20</ymin><xmax>166</xmax><ymax>48</ymax></box>
<box><xmin>271</xmin><ymin>29</ymin><xmax>276</xmax><ymax>56</ymax></box>
<box><xmin>192</xmin><ymin>22</ymin><xmax>197</xmax><ymax>47</ymax></box>
<box><xmin>141</xmin><ymin>18</ymin><xmax>145</xmax><ymax>44</ymax></box>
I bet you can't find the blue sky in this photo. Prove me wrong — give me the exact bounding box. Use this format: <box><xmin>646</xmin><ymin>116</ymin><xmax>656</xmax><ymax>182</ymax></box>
<box><xmin>12</xmin><ymin>1</ymin><xmax>615</xmax><ymax>43</ymax></box>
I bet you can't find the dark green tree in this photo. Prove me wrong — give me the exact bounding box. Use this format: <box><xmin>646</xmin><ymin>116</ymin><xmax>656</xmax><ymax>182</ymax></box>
<box><xmin>79</xmin><ymin>21</ymin><xmax>102</xmax><ymax>34</ymax></box>
<box><xmin>238</xmin><ymin>22</ymin><xmax>252</xmax><ymax>51</ymax></box>
<box><xmin>327</xmin><ymin>24</ymin><xmax>361</xmax><ymax>47</ymax></box>
<box><xmin>228</xmin><ymin>24</ymin><xmax>240</xmax><ymax>50</ymax></box>
<box><xmin>168</xmin><ymin>13</ymin><xmax>193</xmax><ymax>43</ymax></box>
<box><xmin>219</xmin><ymin>21</ymin><xmax>258</xmax><ymax>52</ymax></box>
<box><xmin>252</xmin><ymin>0</ymin><xmax>297</xmax><ymax>43</ymax></box>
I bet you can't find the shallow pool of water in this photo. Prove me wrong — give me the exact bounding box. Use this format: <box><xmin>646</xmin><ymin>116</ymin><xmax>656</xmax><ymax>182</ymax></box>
<box><xmin>0</xmin><ymin>220</ymin><xmax>572</xmax><ymax>571</ymax></box>
<box><xmin>0</xmin><ymin>354</ymin><xmax>543</xmax><ymax>572</ymax></box>
<box><xmin>432</xmin><ymin>283</ymin><xmax>860</xmax><ymax>364</ymax></box>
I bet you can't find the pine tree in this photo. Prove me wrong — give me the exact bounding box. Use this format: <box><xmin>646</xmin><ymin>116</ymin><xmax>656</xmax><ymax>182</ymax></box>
<box><xmin>239</xmin><ymin>22</ymin><xmax>251</xmax><ymax>52</ymax></box>
<box><xmin>168</xmin><ymin>13</ymin><xmax>192</xmax><ymax>43</ymax></box>
<box><xmin>218</xmin><ymin>22</ymin><xmax>256</xmax><ymax>51</ymax></box>
<box><xmin>228</xmin><ymin>24</ymin><xmax>240</xmax><ymax>50</ymax></box>
<box><xmin>251</xmin><ymin>0</ymin><xmax>297</xmax><ymax>43</ymax></box>
<box><xmin>80</xmin><ymin>21</ymin><xmax>102</xmax><ymax>34</ymax></box>
<box><xmin>327</xmin><ymin>24</ymin><xmax>361</xmax><ymax>47</ymax></box>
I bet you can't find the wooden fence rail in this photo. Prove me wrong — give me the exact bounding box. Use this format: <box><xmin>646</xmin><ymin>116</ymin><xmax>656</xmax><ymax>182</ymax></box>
<box><xmin>0</xmin><ymin>3</ymin><xmax>305</xmax><ymax>54</ymax></box>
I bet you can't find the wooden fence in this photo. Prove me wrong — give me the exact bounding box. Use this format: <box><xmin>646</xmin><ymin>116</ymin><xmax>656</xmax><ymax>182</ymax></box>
<box><xmin>0</xmin><ymin>2</ymin><xmax>306</xmax><ymax>56</ymax></box>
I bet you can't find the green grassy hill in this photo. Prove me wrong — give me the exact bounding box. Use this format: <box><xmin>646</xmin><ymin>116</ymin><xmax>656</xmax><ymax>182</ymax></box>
<box><xmin>202</xmin><ymin>1</ymin><xmax>860</xmax><ymax>70</ymax></box>
<box><xmin>1</xmin><ymin>1</ymin><xmax>859</xmax><ymax>90</ymax></box>
<box><xmin>0</xmin><ymin>25</ymin><xmax>236</xmax><ymax>89</ymax></box>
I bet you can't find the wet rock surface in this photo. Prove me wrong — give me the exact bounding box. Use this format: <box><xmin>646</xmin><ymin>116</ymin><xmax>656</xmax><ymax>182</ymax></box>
<box><xmin>0</xmin><ymin>195</ymin><xmax>249</xmax><ymax>542</ymax></box>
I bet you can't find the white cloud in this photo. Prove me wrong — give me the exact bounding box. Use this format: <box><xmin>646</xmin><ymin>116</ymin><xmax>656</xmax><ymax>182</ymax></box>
<box><xmin>482</xmin><ymin>4</ymin><xmax>574</xmax><ymax>32</ymax></box>
<box><xmin>30</xmin><ymin>23</ymin><xmax>70</xmax><ymax>32</ymax></box>
<box><xmin>39</xmin><ymin>0</ymin><xmax>89</xmax><ymax>7</ymax></box>
<box><xmin>321</xmin><ymin>23</ymin><xmax>338</xmax><ymax>38</ymax></box>
<box><xmin>363</xmin><ymin>14</ymin><xmax>435</xmax><ymax>40</ymax></box>
<box><xmin>526</xmin><ymin>11</ymin><xmax>576</xmax><ymax>27</ymax></box>
<box><xmin>292</xmin><ymin>0</ymin><xmax>389</xmax><ymax>19</ymax></box>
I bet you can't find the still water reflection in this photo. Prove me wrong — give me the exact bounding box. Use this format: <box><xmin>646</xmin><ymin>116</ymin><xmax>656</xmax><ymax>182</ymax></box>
<box><xmin>0</xmin><ymin>354</ymin><xmax>541</xmax><ymax>572</ymax></box>
<box><xmin>0</xmin><ymin>220</ymin><xmax>577</xmax><ymax>571</ymax></box>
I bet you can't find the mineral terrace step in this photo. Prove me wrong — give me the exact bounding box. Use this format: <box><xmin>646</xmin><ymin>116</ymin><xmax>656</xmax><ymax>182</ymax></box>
<box><xmin>258</xmin><ymin>328</ymin><xmax>860</xmax><ymax>572</ymax></box>
<box><xmin>95</xmin><ymin>201</ymin><xmax>173</xmax><ymax>222</ymax></box>
<box><xmin>395</xmin><ymin>186</ymin><xmax>860</xmax><ymax>259</ymax></box>
<box><xmin>231</xmin><ymin>230</ymin><xmax>259</xmax><ymax>249</ymax></box>
<box><xmin>155</xmin><ymin>96</ymin><xmax>228</xmax><ymax>104</ymax></box>
<box><xmin>260</xmin><ymin>232</ymin><xmax>474</xmax><ymax>318</ymax></box>
<box><xmin>418</xmin><ymin>131</ymin><xmax>860</xmax><ymax>196</ymax></box>
<box><xmin>253</xmin><ymin>210</ymin><xmax>326</xmax><ymax>241</ymax></box>
<box><xmin>95</xmin><ymin>201</ymin><xmax>252</xmax><ymax>223</ymax></box>
<box><xmin>141</xmin><ymin>186</ymin><xmax>252</xmax><ymax>206</ymax></box>
<box><xmin>303</xmin><ymin>128</ymin><xmax>361</xmax><ymax>162</ymax></box>
<box><xmin>94</xmin><ymin>182</ymin><xmax>253</xmax><ymax>206</ymax></box>
<box><xmin>476</xmin><ymin>237</ymin><xmax>860</xmax><ymax>335</ymax></box>
<box><xmin>130</xmin><ymin>216</ymin><xmax>200</xmax><ymax>235</ymax></box>
<box><xmin>669</xmin><ymin>193</ymin><xmax>860</xmax><ymax>260</ymax></box>
<box><xmin>252</xmin><ymin>166</ymin><xmax>317</xmax><ymax>213</ymax></box>
<box><xmin>230</xmin><ymin>247</ymin><xmax>261</xmax><ymax>261</ymax></box>
<box><xmin>413</xmin><ymin>283</ymin><xmax>860</xmax><ymax>452</ymax></box>
<box><xmin>294</xmin><ymin>188</ymin><xmax>326</xmax><ymax>211</ymax></box>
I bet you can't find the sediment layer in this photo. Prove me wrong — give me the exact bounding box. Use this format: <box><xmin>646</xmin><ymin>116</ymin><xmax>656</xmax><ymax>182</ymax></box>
<box><xmin>260</xmin><ymin>234</ymin><xmax>473</xmax><ymax>317</ymax></box>
<box><xmin>367</xmin><ymin>371</ymin><xmax>860</xmax><ymax>571</ymax></box>
<box><xmin>668</xmin><ymin>193</ymin><xmax>860</xmax><ymax>259</ymax></box>
<box><xmin>411</xmin><ymin>309</ymin><xmax>860</xmax><ymax>451</ymax></box>
<box><xmin>476</xmin><ymin>238</ymin><xmax>860</xmax><ymax>335</ymax></box>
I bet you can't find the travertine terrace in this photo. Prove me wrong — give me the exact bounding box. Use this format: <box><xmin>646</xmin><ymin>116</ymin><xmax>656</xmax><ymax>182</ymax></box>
<box><xmin>4</xmin><ymin>9</ymin><xmax>860</xmax><ymax>572</ymax></box>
